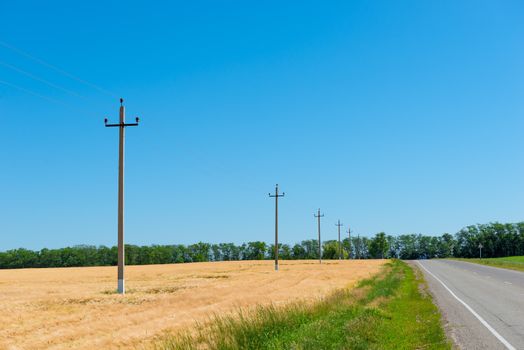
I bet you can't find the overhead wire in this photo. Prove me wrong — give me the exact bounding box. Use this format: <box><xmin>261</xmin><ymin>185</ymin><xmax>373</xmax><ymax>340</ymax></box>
<box><xmin>0</xmin><ymin>60</ymin><xmax>86</xmax><ymax>99</ymax></box>
<box><xmin>0</xmin><ymin>79</ymin><xmax>65</xmax><ymax>105</ymax></box>
<box><xmin>0</xmin><ymin>39</ymin><xmax>116</xmax><ymax>98</ymax></box>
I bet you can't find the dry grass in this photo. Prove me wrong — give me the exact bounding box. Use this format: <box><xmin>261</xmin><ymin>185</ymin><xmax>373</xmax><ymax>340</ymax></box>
<box><xmin>0</xmin><ymin>259</ymin><xmax>385</xmax><ymax>349</ymax></box>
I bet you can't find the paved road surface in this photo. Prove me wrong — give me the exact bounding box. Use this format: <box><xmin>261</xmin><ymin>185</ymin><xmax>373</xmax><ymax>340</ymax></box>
<box><xmin>415</xmin><ymin>260</ymin><xmax>524</xmax><ymax>350</ymax></box>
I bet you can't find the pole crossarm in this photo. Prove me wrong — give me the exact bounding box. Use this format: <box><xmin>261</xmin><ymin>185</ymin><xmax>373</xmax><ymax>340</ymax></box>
<box><xmin>105</xmin><ymin>122</ymin><xmax>139</xmax><ymax>127</ymax></box>
<box><xmin>268</xmin><ymin>185</ymin><xmax>285</xmax><ymax>198</ymax></box>
<box><xmin>268</xmin><ymin>184</ymin><xmax>285</xmax><ymax>271</ymax></box>
<box><xmin>104</xmin><ymin>99</ymin><xmax>140</xmax><ymax>128</ymax></box>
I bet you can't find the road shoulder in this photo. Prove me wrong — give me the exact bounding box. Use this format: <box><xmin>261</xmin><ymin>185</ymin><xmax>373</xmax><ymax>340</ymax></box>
<box><xmin>408</xmin><ymin>260</ymin><xmax>505</xmax><ymax>350</ymax></box>
<box><xmin>408</xmin><ymin>261</ymin><xmax>459</xmax><ymax>349</ymax></box>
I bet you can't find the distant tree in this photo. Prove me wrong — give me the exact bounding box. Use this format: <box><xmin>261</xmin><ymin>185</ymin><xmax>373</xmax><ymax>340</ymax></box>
<box><xmin>342</xmin><ymin>237</ymin><xmax>352</xmax><ymax>258</ymax></box>
<box><xmin>387</xmin><ymin>235</ymin><xmax>398</xmax><ymax>258</ymax></box>
<box><xmin>280</xmin><ymin>244</ymin><xmax>292</xmax><ymax>260</ymax></box>
<box><xmin>300</xmin><ymin>239</ymin><xmax>320</xmax><ymax>259</ymax></box>
<box><xmin>369</xmin><ymin>232</ymin><xmax>389</xmax><ymax>259</ymax></box>
<box><xmin>172</xmin><ymin>244</ymin><xmax>187</xmax><ymax>263</ymax></box>
<box><xmin>397</xmin><ymin>235</ymin><xmax>417</xmax><ymax>259</ymax></box>
<box><xmin>210</xmin><ymin>244</ymin><xmax>222</xmax><ymax>262</ymax></box>
<box><xmin>267</xmin><ymin>244</ymin><xmax>276</xmax><ymax>260</ymax></box>
<box><xmin>351</xmin><ymin>236</ymin><xmax>371</xmax><ymax>259</ymax></box>
<box><xmin>244</xmin><ymin>241</ymin><xmax>266</xmax><ymax>260</ymax></box>
<box><xmin>125</xmin><ymin>245</ymin><xmax>140</xmax><ymax>265</ymax></box>
<box><xmin>2</xmin><ymin>221</ymin><xmax>524</xmax><ymax>269</ymax></box>
<box><xmin>516</xmin><ymin>222</ymin><xmax>524</xmax><ymax>256</ymax></box>
<box><xmin>291</xmin><ymin>244</ymin><xmax>306</xmax><ymax>259</ymax></box>
<box><xmin>456</xmin><ymin>225</ymin><xmax>479</xmax><ymax>258</ymax></box>
<box><xmin>39</xmin><ymin>248</ymin><xmax>62</xmax><ymax>267</ymax></box>
<box><xmin>321</xmin><ymin>240</ymin><xmax>338</xmax><ymax>259</ymax></box>
<box><xmin>153</xmin><ymin>245</ymin><xmax>175</xmax><ymax>264</ymax></box>
<box><xmin>217</xmin><ymin>243</ymin><xmax>237</xmax><ymax>261</ymax></box>
<box><xmin>439</xmin><ymin>233</ymin><xmax>455</xmax><ymax>258</ymax></box>
<box><xmin>188</xmin><ymin>242</ymin><xmax>211</xmax><ymax>262</ymax></box>
<box><xmin>322</xmin><ymin>240</ymin><xmax>348</xmax><ymax>259</ymax></box>
<box><xmin>7</xmin><ymin>248</ymin><xmax>38</xmax><ymax>268</ymax></box>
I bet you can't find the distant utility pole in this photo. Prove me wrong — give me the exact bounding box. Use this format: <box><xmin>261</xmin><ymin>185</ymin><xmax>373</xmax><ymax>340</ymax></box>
<box><xmin>347</xmin><ymin>226</ymin><xmax>351</xmax><ymax>259</ymax></box>
<box><xmin>268</xmin><ymin>184</ymin><xmax>285</xmax><ymax>271</ymax></box>
<box><xmin>478</xmin><ymin>243</ymin><xmax>483</xmax><ymax>259</ymax></box>
<box><xmin>104</xmin><ymin>98</ymin><xmax>140</xmax><ymax>295</ymax></box>
<box><xmin>335</xmin><ymin>220</ymin><xmax>343</xmax><ymax>260</ymax></box>
<box><xmin>314</xmin><ymin>209</ymin><xmax>324</xmax><ymax>263</ymax></box>
<box><xmin>356</xmin><ymin>234</ymin><xmax>360</xmax><ymax>259</ymax></box>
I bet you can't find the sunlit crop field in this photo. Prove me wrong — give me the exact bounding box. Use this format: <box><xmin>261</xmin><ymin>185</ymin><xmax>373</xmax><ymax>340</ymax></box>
<box><xmin>0</xmin><ymin>259</ymin><xmax>385</xmax><ymax>349</ymax></box>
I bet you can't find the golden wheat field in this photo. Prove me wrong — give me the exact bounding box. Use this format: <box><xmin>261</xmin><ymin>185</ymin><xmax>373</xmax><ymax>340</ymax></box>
<box><xmin>0</xmin><ymin>259</ymin><xmax>385</xmax><ymax>349</ymax></box>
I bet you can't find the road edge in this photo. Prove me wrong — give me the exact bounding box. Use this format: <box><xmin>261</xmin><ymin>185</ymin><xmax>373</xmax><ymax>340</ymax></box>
<box><xmin>407</xmin><ymin>260</ymin><xmax>459</xmax><ymax>350</ymax></box>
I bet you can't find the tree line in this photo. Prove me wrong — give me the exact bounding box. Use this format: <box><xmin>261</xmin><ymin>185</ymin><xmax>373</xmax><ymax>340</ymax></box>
<box><xmin>0</xmin><ymin>222</ymin><xmax>522</xmax><ymax>269</ymax></box>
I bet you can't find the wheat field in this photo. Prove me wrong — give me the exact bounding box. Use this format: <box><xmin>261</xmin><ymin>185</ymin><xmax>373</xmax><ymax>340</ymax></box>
<box><xmin>0</xmin><ymin>259</ymin><xmax>385</xmax><ymax>349</ymax></box>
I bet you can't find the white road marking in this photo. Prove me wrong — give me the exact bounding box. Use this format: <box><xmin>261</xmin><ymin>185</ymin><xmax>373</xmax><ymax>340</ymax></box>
<box><xmin>417</xmin><ymin>261</ymin><xmax>516</xmax><ymax>350</ymax></box>
<box><xmin>504</xmin><ymin>281</ymin><xmax>512</xmax><ymax>285</ymax></box>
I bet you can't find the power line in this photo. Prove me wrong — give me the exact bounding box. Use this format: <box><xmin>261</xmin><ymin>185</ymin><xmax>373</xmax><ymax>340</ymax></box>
<box><xmin>0</xmin><ymin>60</ymin><xmax>84</xmax><ymax>98</ymax></box>
<box><xmin>0</xmin><ymin>79</ymin><xmax>65</xmax><ymax>105</ymax></box>
<box><xmin>0</xmin><ymin>39</ymin><xmax>116</xmax><ymax>97</ymax></box>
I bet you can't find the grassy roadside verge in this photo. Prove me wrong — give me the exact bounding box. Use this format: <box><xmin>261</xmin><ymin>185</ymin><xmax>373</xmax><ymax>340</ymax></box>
<box><xmin>451</xmin><ymin>256</ymin><xmax>524</xmax><ymax>272</ymax></box>
<box><xmin>152</xmin><ymin>260</ymin><xmax>450</xmax><ymax>350</ymax></box>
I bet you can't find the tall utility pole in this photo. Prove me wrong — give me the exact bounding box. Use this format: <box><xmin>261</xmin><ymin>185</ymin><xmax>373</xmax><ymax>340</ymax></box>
<box><xmin>268</xmin><ymin>184</ymin><xmax>285</xmax><ymax>271</ymax></box>
<box><xmin>104</xmin><ymin>98</ymin><xmax>140</xmax><ymax>295</ymax></box>
<box><xmin>314</xmin><ymin>209</ymin><xmax>324</xmax><ymax>263</ymax></box>
<box><xmin>347</xmin><ymin>226</ymin><xmax>351</xmax><ymax>259</ymax></box>
<box><xmin>335</xmin><ymin>220</ymin><xmax>343</xmax><ymax>260</ymax></box>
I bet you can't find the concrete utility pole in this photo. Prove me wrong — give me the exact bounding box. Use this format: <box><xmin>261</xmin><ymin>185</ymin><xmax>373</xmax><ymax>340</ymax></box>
<box><xmin>347</xmin><ymin>226</ymin><xmax>351</xmax><ymax>259</ymax></box>
<box><xmin>268</xmin><ymin>184</ymin><xmax>285</xmax><ymax>271</ymax></box>
<box><xmin>335</xmin><ymin>220</ymin><xmax>343</xmax><ymax>260</ymax></box>
<box><xmin>478</xmin><ymin>243</ymin><xmax>483</xmax><ymax>259</ymax></box>
<box><xmin>104</xmin><ymin>98</ymin><xmax>140</xmax><ymax>295</ymax></box>
<box><xmin>314</xmin><ymin>209</ymin><xmax>324</xmax><ymax>263</ymax></box>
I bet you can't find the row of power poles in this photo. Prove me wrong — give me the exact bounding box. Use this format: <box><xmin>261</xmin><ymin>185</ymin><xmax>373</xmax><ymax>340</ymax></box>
<box><xmin>105</xmin><ymin>99</ymin><xmax>357</xmax><ymax>293</ymax></box>
<box><xmin>269</xmin><ymin>184</ymin><xmax>352</xmax><ymax>271</ymax></box>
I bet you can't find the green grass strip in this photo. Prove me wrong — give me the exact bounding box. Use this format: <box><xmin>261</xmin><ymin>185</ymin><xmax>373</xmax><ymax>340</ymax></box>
<box><xmin>154</xmin><ymin>260</ymin><xmax>450</xmax><ymax>350</ymax></box>
<box><xmin>452</xmin><ymin>256</ymin><xmax>524</xmax><ymax>272</ymax></box>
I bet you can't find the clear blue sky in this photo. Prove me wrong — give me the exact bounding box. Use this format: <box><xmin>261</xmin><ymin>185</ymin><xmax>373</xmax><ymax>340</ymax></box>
<box><xmin>0</xmin><ymin>1</ymin><xmax>523</xmax><ymax>250</ymax></box>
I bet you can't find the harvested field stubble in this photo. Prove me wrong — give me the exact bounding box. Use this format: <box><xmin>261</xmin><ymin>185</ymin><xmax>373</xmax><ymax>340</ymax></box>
<box><xmin>0</xmin><ymin>259</ymin><xmax>384</xmax><ymax>349</ymax></box>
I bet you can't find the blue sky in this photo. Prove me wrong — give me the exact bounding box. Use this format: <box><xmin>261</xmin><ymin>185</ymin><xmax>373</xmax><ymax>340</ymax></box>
<box><xmin>0</xmin><ymin>1</ymin><xmax>523</xmax><ymax>250</ymax></box>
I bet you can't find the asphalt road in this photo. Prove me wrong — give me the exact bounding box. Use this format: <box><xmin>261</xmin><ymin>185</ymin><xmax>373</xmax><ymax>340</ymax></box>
<box><xmin>415</xmin><ymin>260</ymin><xmax>524</xmax><ymax>350</ymax></box>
